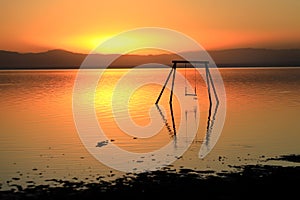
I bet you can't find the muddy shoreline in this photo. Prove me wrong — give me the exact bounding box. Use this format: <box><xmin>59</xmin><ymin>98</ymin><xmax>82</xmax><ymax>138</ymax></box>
<box><xmin>1</xmin><ymin>155</ymin><xmax>299</xmax><ymax>199</ymax></box>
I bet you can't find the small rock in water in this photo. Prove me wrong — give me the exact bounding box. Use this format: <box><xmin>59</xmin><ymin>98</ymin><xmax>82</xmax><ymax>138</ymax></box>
<box><xmin>26</xmin><ymin>181</ymin><xmax>35</xmax><ymax>184</ymax></box>
<box><xmin>96</xmin><ymin>140</ymin><xmax>109</xmax><ymax>147</ymax></box>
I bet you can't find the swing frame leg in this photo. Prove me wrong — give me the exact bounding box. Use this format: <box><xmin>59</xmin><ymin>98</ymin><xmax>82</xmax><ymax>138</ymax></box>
<box><xmin>155</xmin><ymin>63</ymin><xmax>177</xmax><ymax>135</ymax></box>
<box><xmin>155</xmin><ymin>63</ymin><xmax>177</xmax><ymax>104</ymax></box>
<box><xmin>205</xmin><ymin>63</ymin><xmax>219</xmax><ymax>105</ymax></box>
<box><xmin>204</xmin><ymin>64</ymin><xmax>220</xmax><ymax>147</ymax></box>
<box><xmin>169</xmin><ymin>66</ymin><xmax>177</xmax><ymax>104</ymax></box>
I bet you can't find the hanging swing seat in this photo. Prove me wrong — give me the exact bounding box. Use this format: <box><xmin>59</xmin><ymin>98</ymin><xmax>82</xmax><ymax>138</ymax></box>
<box><xmin>184</xmin><ymin>62</ymin><xmax>197</xmax><ymax>97</ymax></box>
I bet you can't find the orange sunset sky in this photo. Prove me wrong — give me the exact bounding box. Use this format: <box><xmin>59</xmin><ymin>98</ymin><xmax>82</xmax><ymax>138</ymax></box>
<box><xmin>1</xmin><ymin>0</ymin><xmax>299</xmax><ymax>54</ymax></box>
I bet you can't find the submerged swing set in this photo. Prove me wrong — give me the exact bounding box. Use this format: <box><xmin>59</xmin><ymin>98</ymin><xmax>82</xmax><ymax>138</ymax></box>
<box><xmin>155</xmin><ymin>60</ymin><xmax>219</xmax><ymax>135</ymax></box>
<box><xmin>155</xmin><ymin>60</ymin><xmax>219</xmax><ymax>105</ymax></box>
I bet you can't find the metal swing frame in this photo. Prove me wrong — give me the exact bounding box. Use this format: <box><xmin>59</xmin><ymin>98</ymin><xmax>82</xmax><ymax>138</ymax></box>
<box><xmin>155</xmin><ymin>60</ymin><xmax>219</xmax><ymax>105</ymax></box>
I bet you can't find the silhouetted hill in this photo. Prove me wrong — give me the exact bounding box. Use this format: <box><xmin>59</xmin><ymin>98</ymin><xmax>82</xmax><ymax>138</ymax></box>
<box><xmin>0</xmin><ymin>49</ymin><xmax>86</xmax><ymax>69</ymax></box>
<box><xmin>0</xmin><ymin>48</ymin><xmax>300</xmax><ymax>69</ymax></box>
<box><xmin>209</xmin><ymin>48</ymin><xmax>300</xmax><ymax>67</ymax></box>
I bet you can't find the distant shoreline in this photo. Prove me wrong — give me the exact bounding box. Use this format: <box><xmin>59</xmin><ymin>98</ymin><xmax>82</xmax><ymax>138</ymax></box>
<box><xmin>1</xmin><ymin>48</ymin><xmax>300</xmax><ymax>70</ymax></box>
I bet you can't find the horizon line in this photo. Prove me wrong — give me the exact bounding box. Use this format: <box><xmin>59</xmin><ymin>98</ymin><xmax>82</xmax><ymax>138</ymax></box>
<box><xmin>1</xmin><ymin>47</ymin><xmax>300</xmax><ymax>56</ymax></box>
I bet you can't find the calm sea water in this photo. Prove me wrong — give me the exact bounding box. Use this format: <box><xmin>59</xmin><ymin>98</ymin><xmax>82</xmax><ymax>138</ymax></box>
<box><xmin>0</xmin><ymin>67</ymin><xmax>300</xmax><ymax>190</ymax></box>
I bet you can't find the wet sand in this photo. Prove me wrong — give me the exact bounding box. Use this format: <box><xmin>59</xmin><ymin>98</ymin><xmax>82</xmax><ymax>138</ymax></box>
<box><xmin>0</xmin><ymin>155</ymin><xmax>299</xmax><ymax>199</ymax></box>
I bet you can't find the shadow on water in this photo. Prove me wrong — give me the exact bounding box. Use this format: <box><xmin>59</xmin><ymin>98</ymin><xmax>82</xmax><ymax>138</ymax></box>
<box><xmin>204</xmin><ymin>99</ymin><xmax>219</xmax><ymax>148</ymax></box>
<box><xmin>155</xmin><ymin>104</ymin><xmax>176</xmax><ymax>137</ymax></box>
<box><xmin>155</xmin><ymin>96</ymin><xmax>220</xmax><ymax>152</ymax></box>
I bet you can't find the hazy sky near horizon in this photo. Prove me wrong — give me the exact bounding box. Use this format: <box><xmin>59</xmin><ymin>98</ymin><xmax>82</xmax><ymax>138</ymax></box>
<box><xmin>0</xmin><ymin>0</ymin><xmax>299</xmax><ymax>53</ymax></box>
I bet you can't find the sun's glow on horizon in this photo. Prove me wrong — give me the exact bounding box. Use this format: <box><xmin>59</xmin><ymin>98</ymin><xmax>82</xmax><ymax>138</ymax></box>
<box><xmin>17</xmin><ymin>29</ymin><xmax>300</xmax><ymax>55</ymax></box>
<box><xmin>0</xmin><ymin>0</ymin><xmax>299</xmax><ymax>53</ymax></box>
<box><xmin>62</xmin><ymin>34</ymin><xmax>116</xmax><ymax>54</ymax></box>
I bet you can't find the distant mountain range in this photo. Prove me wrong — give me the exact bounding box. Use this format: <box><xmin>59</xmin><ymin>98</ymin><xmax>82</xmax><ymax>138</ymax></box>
<box><xmin>0</xmin><ymin>48</ymin><xmax>300</xmax><ymax>69</ymax></box>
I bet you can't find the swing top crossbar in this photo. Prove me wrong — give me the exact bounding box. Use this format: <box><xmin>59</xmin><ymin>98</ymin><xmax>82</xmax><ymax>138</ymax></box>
<box><xmin>172</xmin><ymin>60</ymin><xmax>209</xmax><ymax>64</ymax></box>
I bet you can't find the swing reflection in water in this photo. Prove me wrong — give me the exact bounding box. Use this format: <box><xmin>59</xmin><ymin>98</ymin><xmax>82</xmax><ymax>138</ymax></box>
<box><xmin>155</xmin><ymin>103</ymin><xmax>176</xmax><ymax>137</ymax></box>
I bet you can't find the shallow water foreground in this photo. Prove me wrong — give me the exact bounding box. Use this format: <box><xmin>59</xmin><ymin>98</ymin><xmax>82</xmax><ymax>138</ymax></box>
<box><xmin>0</xmin><ymin>67</ymin><xmax>300</xmax><ymax>191</ymax></box>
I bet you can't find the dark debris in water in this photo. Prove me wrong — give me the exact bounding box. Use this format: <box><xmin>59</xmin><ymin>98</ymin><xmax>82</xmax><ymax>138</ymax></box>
<box><xmin>96</xmin><ymin>140</ymin><xmax>108</xmax><ymax>147</ymax></box>
<box><xmin>1</xmin><ymin>165</ymin><xmax>300</xmax><ymax>199</ymax></box>
<box><xmin>1</xmin><ymin>155</ymin><xmax>300</xmax><ymax>199</ymax></box>
<box><xmin>267</xmin><ymin>154</ymin><xmax>300</xmax><ymax>163</ymax></box>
